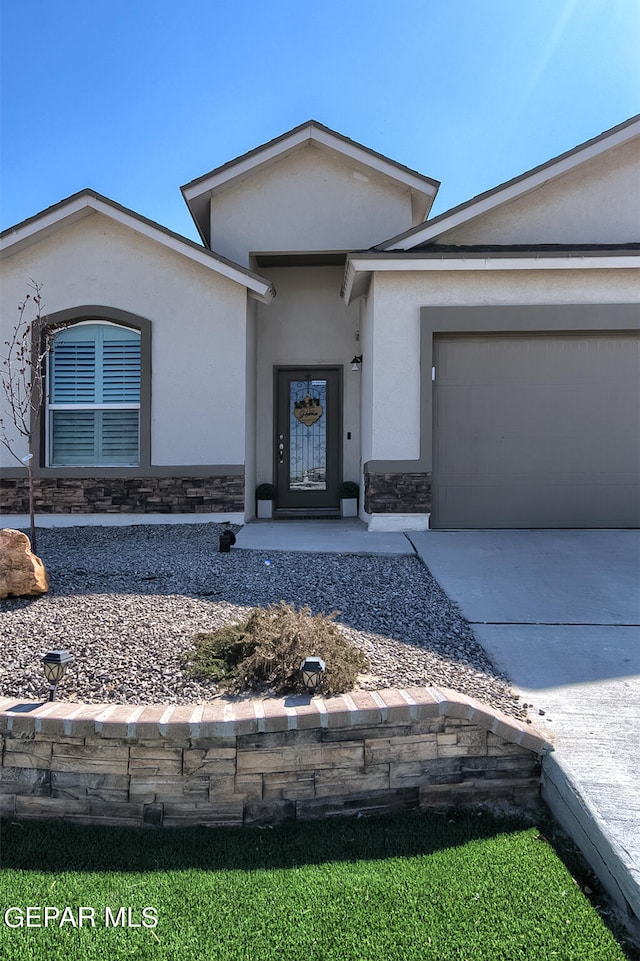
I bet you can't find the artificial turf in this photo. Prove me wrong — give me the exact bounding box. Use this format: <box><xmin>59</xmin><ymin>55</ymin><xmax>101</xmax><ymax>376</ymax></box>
<box><xmin>0</xmin><ymin>810</ymin><xmax>635</xmax><ymax>961</ymax></box>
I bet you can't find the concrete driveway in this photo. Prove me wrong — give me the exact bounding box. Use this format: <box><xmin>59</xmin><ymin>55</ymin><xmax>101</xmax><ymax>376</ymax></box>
<box><xmin>408</xmin><ymin>530</ymin><xmax>640</xmax><ymax>931</ymax></box>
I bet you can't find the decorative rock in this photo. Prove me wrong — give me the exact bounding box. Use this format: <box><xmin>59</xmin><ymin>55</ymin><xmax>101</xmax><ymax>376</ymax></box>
<box><xmin>0</xmin><ymin>529</ymin><xmax>49</xmax><ymax>599</ymax></box>
<box><xmin>0</xmin><ymin>524</ymin><xmax>525</xmax><ymax>719</ymax></box>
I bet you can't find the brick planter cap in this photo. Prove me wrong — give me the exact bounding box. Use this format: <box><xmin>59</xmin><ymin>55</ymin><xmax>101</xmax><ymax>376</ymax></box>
<box><xmin>0</xmin><ymin>687</ymin><xmax>551</xmax><ymax>755</ymax></box>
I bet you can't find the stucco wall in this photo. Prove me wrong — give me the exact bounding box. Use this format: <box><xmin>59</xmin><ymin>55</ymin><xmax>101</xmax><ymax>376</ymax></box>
<box><xmin>210</xmin><ymin>145</ymin><xmax>415</xmax><ymax>266</ymax></box>
<box><xmin>358</xmin><ymin>282</ymin><xmax>375</xmax><ymax>469</ymax></box>
<box><xmin>255</xmin><ymin>266</ymin><xmax>361</xmax><ymax>488</ymax></box>
<box><xmin>0</xmin><ymin>213</ymin><xmax>249</xmax><ymax>470</ymax></box>
<box><xmin>366</xmin><ymin>268</ymin><xmax>640</xmax><ymax>464</ymax></box>
<box><xmin>438</xmin><ymin>139</ymin><xmax>640</xmax><ymax>245</ymax></box>
<box><xmin>244</xmin><ymin>298</ymin><xmax>258</xmax><ymax>517</ymax></box>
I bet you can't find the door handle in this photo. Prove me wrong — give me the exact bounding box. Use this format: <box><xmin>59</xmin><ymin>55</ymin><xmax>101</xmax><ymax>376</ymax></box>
<box><xmin>278</xmin><ymin>441</ymin><xmax>284</xmax><ymax>465</ymax></box>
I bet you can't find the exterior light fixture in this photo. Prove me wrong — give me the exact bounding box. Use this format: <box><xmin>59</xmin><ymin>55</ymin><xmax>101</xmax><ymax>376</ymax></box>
<box><xmin>300</xmin><ymin>656</ymin><xmax>326</xmax><ymax>693</ymax></box>
<box><xmin>41</xmin><ymin>650</ymin><xmax>73</xmax><ymax>701</ymax></box>
<box><xmin>219</xmin><ymin>526</ymin><xmax>236</xmax><ymax>552</ymax></box>
<box><xmin>350</xmin><ymin>355</ymin><xmax>362</xmax><ymax>372</ymax></box>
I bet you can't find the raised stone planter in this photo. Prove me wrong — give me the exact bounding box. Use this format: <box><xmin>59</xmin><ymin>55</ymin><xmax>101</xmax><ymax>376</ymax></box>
<box><xmin>0</xmin><ymin>688</ymin><xmax>551</xmax><ymax>828</ymax></box>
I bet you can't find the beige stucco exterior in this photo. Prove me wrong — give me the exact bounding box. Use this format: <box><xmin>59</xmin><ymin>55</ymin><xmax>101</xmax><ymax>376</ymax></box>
<box><xmin>437</xmin><ymin>139</ymin><xmax>640</xmax><ymax>246</ymax></box>
<box><xmin>1</xmin><ymin>116</ymin><xmax>638</xmax><ymax>529</ymax></box>
<box><xmin>0</xmin><ymin>213</ymin><xmax>250</xmax><ymax>470</ymax></box>
<box><xmin>364</xmin><ymin>267</ymin><xmax>640</xmax><ymax>467</ymax></box>
<box><xmin>209</xmin><ymin>144</ymin><xmax>418</xmax><ymax>267</ymax></box>
<box><xmin>254</xmin><ymin>266</ymin><xmax>362</xmax><ymax>489</ymax></box>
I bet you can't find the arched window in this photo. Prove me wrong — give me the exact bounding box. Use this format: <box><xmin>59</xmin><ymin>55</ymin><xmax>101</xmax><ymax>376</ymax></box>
<box><xmin>47</xmin><ymin>322</ymin><xmax>141</xmax><ymax>466</ymax></box>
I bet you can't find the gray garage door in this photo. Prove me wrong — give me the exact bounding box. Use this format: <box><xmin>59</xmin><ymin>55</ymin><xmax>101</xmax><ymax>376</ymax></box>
<box><xmin>432</xmin><ymin>332</ymin><xmax>640</xmax><ymax>529</ymax></box>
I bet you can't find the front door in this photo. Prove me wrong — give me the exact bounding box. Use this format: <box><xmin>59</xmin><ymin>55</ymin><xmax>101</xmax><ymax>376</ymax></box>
<box><xmin>275</xmin><ymin>367</ymin><xmax>341</xmax><ymax>513</ymax></box>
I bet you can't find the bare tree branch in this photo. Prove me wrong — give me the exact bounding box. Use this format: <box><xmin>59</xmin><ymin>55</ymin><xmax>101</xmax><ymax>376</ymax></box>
<box><xmin>0</xmin><ymin>280</ymin><xmax>59</xmax><ymax>552</ymax></box>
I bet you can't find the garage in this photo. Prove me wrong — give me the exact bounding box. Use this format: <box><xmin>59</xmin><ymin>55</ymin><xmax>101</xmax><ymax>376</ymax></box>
<box><xmin>431</xmin><ymin>331</ymin><xmax>640</xmax><ymax>529</ymax></box>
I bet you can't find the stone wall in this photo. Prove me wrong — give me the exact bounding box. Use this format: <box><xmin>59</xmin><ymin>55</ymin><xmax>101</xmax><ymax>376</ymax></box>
<box><xmin>364</xmin><ymin>471</ymin><xmax>432</xmax><ymax>514</ymax></box>
<box><xmin>0</xmin><ymin>476</ymin><xmax>244</xmax><ymax>515</ymax></box>
<box><xmin>0</xmin><ymin>688</ymin><xmax>550</xmax><ymax>827</ymax></box>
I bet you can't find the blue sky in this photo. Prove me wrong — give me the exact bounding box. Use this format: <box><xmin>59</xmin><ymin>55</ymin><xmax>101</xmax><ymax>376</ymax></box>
<box><xmin>1</xmin><ymin>0</ymin><xmax>638</xmax><ymax>244</ymax></box>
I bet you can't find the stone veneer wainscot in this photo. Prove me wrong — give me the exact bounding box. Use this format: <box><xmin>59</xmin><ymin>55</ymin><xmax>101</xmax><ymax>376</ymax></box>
<box><xmin>0</xmin><ymin>476</ymin><xmax>244</xmax><ymax>514</ymax></box>
<box><xmin>364</xmin><ymin>471</ymin><xmax>432</xmax><ymax>515</ymax></box>
<box><xmin>0</xmin><ymin>688</ymin><xmax>551</xmax><ymax>827</ymax></box>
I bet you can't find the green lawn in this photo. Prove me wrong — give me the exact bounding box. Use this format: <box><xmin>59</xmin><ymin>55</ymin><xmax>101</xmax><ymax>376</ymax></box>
<box><xmin>0</xmin><ymin>810</ymin><xmax>635</xmax><ymax>961</ymax></box>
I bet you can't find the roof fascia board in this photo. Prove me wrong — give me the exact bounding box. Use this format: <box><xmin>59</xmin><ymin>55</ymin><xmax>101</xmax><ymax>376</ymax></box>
<box><xmin>0</xmin><ymin>196</ymin><xmax>95</xmax><ymax>249</ymax></box>
<box><xmin>351</xmin><ymin>253</ymin><xmax>638</xmax><ymax>270</ymax></box>
<box><xmin>1</xmin><ymin>192</ymin><xmax>275</xmax><ymax>303</ymax></box>
<box><xmin>182</xmin><ymin>127</ymin><xmax>312</xmax><ymax>200</ymax></box>
<box><xmin>377</xmin><ymin>115</ymin><xmax>640</xmax><ymax>251</ymax></box>
<box><xmin>341</xmin><ymin>251</ymin><xmax>639</xmax><ymax>304</ymax></box>
<box><xmin>182</xmin><ymin>122</ymin><xmax>439</xmax><ymax>201</ymax></box>
<box><xmin>309</xmin><ymin>126</ymin><xmax>439</xmax><ymax>197</ymax></box>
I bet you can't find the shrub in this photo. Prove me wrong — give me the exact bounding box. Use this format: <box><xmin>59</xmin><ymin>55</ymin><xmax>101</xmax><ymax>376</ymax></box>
<box><xmin>183</xmin><ymin>602</ymin><xmax>368</xmax><ymax>695</ymax></box>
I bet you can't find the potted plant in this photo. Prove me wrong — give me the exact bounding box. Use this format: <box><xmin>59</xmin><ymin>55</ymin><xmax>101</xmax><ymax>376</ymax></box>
<box><xmin>338</xmin><ymin>481</ymin><xmax>359</xmax><ymax>518</ymax></box>
<box><xmin>256</xmin><ymin>483</ymin><xmax>277</xmax><ymax>519</ymax></box>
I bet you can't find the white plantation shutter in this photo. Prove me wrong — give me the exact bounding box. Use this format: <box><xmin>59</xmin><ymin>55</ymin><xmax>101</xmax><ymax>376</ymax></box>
<box><xmin>48</xmin><ymin>323</ymin><xmax>141</xmax><ymax>466</ymax></box>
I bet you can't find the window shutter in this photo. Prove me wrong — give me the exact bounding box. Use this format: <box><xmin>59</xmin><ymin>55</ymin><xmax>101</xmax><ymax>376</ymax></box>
<box><xmin>48</xmin><ymin>322</ymin><xmax>141</xmax><ymax>467</ymax></box>
<box><xmin>50</xmin><ymin>411</ymin><xmax>97</xmax><ymax>465</ymax></box>
<box><xmin>100</xmin><ymin>410</ymin><xmax>139</xmax><ymax>464</ymax></box>
<box><xmin>102</xmin><ymin>340</ymin><xmax>141</xmax><ymax>403</ymax></box>
<box><xmin>51</xmin><ymin>342</ymin><xmax>96</xmax><ymax>403</ymax></box>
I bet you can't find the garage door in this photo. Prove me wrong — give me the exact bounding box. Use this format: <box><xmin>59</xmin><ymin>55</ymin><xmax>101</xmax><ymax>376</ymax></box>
<box><xmin>431</xmin><ymin>332</ymin><xmax>640</xmax><ymax>529</ymax></box>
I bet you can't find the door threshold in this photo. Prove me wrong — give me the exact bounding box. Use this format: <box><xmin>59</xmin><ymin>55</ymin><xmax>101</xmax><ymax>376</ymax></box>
<box><xmin>274</xmin><ymin>509</ymin><xmax>341</xmax><ymax>520</ymax></box>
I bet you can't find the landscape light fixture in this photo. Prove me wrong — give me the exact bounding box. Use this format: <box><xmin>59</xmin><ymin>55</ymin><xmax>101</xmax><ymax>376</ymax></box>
<box><xmin>350</xmin><ymin>355</ymin><xmax>362</xmax><ymax>372</ymax></box>
<box><xmin>300</xmin><ymin>656</ymin><xmax>326</xmax><ymax>693</ymax></box>
<box><xmin>219</xmin><ymin>527</ymin><xmax>236</xmax><ymax>552</ymax></box>
<box><xmin>41</xmin><ymin>650</ymin><xmax>73</xmax><ymax>701</ymax></box>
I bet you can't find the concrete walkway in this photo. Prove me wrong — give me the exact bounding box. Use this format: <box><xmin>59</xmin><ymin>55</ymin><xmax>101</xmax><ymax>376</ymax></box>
<box><xmin>236</xmin><ymin>521</ymin><xmax>639</xmax><ymax>931</ymax></box>
<box><xmin>235</xmin><ymin>519</ymin><xmax>412</xmax><ymax>555</ymax></box>
<box><xmin>409</xmin><ymin>530</ymin><xmax>640</xmax><ymax>931</ymax></box>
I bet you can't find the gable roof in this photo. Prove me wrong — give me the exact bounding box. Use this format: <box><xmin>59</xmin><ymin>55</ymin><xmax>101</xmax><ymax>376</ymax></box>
<box><xmin>375</xmin><ymin>113</ymin><xmax>640</xmax><ymax>251</ymax></box>
<box><xmin>181</xmin><ymin>120</ymin><xmax>440</xmax><ymax>247</ymax></box>
<box><xmin>0</xmin><ymin>189</ymin><xmax>275</xmax><ymax>303</ymax></box>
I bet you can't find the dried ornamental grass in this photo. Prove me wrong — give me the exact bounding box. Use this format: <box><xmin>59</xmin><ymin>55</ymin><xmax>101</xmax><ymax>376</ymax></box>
<box><xmin>183</xmin><ymin>601</ymin><xmax>368</xmax><ymax>695</ymax></box>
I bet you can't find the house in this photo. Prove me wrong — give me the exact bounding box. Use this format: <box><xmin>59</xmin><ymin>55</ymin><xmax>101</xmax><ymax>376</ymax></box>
<box><xmin>1</xmin><ymin>116</ymin><xmax>638</xmax><ymax>530</ymax></box>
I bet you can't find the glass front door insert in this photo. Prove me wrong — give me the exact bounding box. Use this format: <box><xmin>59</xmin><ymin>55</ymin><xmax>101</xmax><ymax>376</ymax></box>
<box><xmin>275</xmin><ymin>367</ymin><xmax>341</xmax><ymax>511</ymax></box>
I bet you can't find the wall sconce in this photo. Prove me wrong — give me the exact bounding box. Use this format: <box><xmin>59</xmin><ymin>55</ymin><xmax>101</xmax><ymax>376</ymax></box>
<box><xmin>350</xmin><ymin>355</ymin><xmax>362</xmax><ymax>372</ymax></box>
<box><xmin>41</xmin><ymin>650</ymin><xmax>73</xmax><ymax>701</ymax></box>
<box><xmin>300</xmin><ymin>656</ymin><xmax>326</xmax><ymax>693</ymax></box>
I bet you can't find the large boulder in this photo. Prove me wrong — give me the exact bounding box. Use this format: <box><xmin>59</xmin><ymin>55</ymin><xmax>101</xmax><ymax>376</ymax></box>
<box><xmin>0</xmin><ymin>529</ymin><xmax>49</xmax><ymax>599</ymax></box>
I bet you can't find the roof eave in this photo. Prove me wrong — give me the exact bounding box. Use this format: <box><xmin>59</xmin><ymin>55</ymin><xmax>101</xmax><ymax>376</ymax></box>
<box><xmin>0</xmin><ymin>190</ymin><xmax>275</xmax><ymax>303</ymax></box>
<box><xmin>182</xmin><ymin>120</ymin><xmax>440</xmax><ymax>198</ymax></box>
<box><xmin>341</xmin><ymin>258</ymin><xmax>372</xmax><ymax>304</ymax></box>
<box><xmin>341</xmin><ymin>246</ymin><xmax>640</xmax><ymax>304</ymax></box>
<box><xmin>376</xmin><ymin>113</ymin><xmax>640</xmax><ymax>251</ymax></box>
<box><xmin>181</xmin><ymin>120</ymin><xmax>440</xmax><ymax>241</ymax></box>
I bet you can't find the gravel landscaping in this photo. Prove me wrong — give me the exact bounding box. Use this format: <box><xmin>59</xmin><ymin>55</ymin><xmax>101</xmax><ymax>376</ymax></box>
<box><xmin>0</xmin><ymin>523</ymin><xmax>525</xmax><ymax>718</ymax></box>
